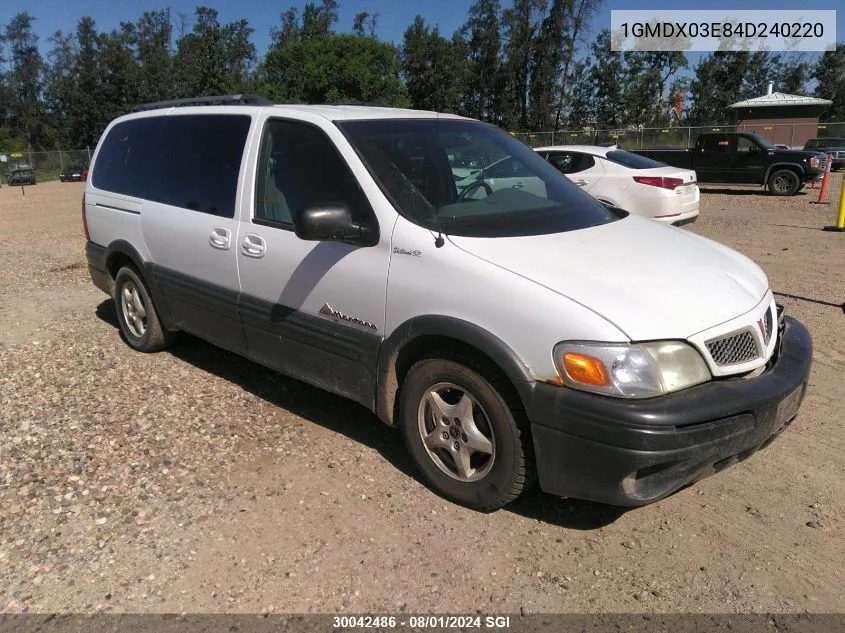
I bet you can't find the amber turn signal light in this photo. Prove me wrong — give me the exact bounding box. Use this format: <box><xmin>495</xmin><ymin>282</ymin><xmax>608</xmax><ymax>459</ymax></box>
<box><xmin>562</xmin><ymin>352</ymin><xmax>610</xmax><ymax>387</ymax></box>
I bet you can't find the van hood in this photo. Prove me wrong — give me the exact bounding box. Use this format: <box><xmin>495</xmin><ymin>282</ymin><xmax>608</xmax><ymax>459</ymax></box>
<box><xmin>447</xmin><ymin>215</ymin><xmax>769</xmax><ymax>341</ymax></box>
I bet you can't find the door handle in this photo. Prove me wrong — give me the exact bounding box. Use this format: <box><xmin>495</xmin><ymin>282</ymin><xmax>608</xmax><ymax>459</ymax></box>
<box><xmin>511</xmin><ymin>183</ymin><xmax>525</xmax><ymax>189</ymax></box>
<box><xmin>242</xmin><ymin>234</ymin><xmax>266</xmax><ymax>258</ymax></box>
<box><xmin>574</xmin><ymin>180</ymin><xmax>589</xmax><ymax>187</ymax></box>
<box><xmin>209</xmin><ymin>228</ymin><xmax>231</xmax><ymax>250</ymax></box>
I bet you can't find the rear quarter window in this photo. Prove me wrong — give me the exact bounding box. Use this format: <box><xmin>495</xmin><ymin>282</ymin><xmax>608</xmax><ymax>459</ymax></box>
<box><xmin>92</xmin><ymin>118</ymin><xmax>162</xmax><ymax>198</ymax></box>
<box><xmin>604</xmin><ymin>150</ymin><xmax>667</xmax><ymax>169</ymax></box>
<box><xmin>92</xmin><ymin>114</ymin><xmax>251</xmax><ymax>218</ymax></box>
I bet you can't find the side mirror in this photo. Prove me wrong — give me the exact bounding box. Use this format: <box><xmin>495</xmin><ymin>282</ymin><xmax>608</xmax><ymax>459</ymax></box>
<box><xmin>748</xmin><ymin>144</ymin><xmax>760</xmax><ymax>154</ymax></box>
<box><xmin>294</xmin><ymin>204</ymin><xmax>375</xmax><ymax>245</ymax></box>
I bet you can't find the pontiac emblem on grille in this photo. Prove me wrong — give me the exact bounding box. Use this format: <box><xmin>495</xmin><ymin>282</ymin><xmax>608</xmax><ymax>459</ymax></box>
<box><xmin>757</xmin><ymin>318</ymin><xmax>770</xmax><ymax>345</ymax></box>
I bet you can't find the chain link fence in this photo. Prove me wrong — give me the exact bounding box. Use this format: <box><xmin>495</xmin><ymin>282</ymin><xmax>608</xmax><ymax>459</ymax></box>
<box><xmin>5</xmin><ymin>121</ymin><xmax>845</xmax><ymax>182</ymax></box>
<box><xmin>512</xmin><ymin>122</ymin><xmax>845</xmax><ymax>149</ymax></box>
<box><xmin>1</xmin><ymin>149</ymin><xmax>92</xmax><ymax>184</ymax></box>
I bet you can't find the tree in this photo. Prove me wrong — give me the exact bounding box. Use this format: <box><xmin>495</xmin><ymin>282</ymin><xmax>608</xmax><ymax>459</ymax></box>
<box><xmin>98</xmin><ymin>25</ymin><xmax>139</xmax><ymax>125</ymax></box>
<box><xmin>352</xmin><ymin>12</ymin><xmax>378</xmax><ymax>37</ymax></box>
<box><xmin>587</xmin><ymin>29</ymin><xmax>625</xmax><ymax>128</ymax></box>
<box><xmin>270</xmin><ymin>8</ymin><xmax>300</xmax><ymax>47</ymax></box>
<box><xmin>528</xmin><ymin>0</ymin><xmax>566</xmax><ymax>130</ymax></box>
<box><xmin>261</xmin><ymin>34</ymin><xmax>407</xmax><ymax>106</ymax></box>
<box><xmin>174</xmin><ymin>7</ymin><xmax>256</xmax><ymax>97</ymax></box>
<box><xmin>301</xmin><ymin>0</ymin><xmax>338</xmax><ymax>40</ymax></box>
<box><xmin>500</xmin><ymin>0</ymin><xmax>541</xmax><ymax>130</ymax></box>
<box><xmin>814</xmin><ymin>44</ymin><xmax>845</xmax><ymax>121</ymax></box>
<box><xmin>553</xmin><ymin>0</ymin><xmax>600</xmax><ymax>130</ymax></box>
<box><xmin>564</xmin><ymin>60</ymin><xmax>594</xmax><ymax>127</ymax></box>
<box><xmin>687</xmin><ymin>51</ymin><xmax>794</xmax><ymax>125</ymax></box>
<box><xmin>687</xmin><ymin>53</ymin><xmax>746</xmax><ymax>125</ymax></box>
<box><xmin>135</xmin><ymin>10</ymin><xmax>174</xmax><ymax>103</ymax></box>
<box><xmin>69</xmin><ymin>16</ymin><xmax>101</xmax><ymax>147</ymax></box>
<box><xmin>400</xmin><ymin>16</ymin><xmax>464</xmax><ymax>112</ymax></box>
<box><xmin>43</xmin><ymin>30</ymin><xmax>77</xmax><ymax>148</ymax></box>
<box><xmin>622</xmin><ymin>51</ymin><xmax>687</xmax><ymax>126</ymax></box>
<box><xmin>4</xmin><ymin>12</ymin><xmax>46</xmax><ymax>148</ymax></box>
<box><xmin>458</xmin><ymin>0</ymin><xmax>503</xmax><ymax>123</ymax></box>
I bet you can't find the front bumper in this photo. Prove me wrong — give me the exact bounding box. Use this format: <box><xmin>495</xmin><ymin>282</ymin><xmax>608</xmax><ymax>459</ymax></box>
<box><xmin>527</xmin><ymin>316</ymin><xmax>812</xmax><ymax>506</ymax></box>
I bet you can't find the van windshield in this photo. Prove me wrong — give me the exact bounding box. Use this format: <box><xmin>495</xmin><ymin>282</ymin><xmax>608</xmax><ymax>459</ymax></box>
<box><xmin>338</xmin><ymin>119</ymin><xmax>615</xmax><ymax>238</ymax></box>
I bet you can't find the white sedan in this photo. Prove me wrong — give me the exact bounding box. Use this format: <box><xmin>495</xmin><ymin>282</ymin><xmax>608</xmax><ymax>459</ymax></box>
<box><xmin>534</xmin><ymin>145</ymin><xmax>700</xmax><ymax>225</ymax></box>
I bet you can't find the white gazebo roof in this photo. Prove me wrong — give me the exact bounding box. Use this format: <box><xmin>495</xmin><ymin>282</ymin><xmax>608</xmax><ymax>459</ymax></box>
<box><xmin>729</xmin><ymin>92</ymin><xmax>832</xmax><ymax>109</ymax></box>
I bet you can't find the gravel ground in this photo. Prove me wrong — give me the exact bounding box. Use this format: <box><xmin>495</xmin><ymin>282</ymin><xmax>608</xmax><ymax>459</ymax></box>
<box><xmin>1</xmin><ymin>178</ymin><xmax>843</xmax><ymax>614</ymax></box>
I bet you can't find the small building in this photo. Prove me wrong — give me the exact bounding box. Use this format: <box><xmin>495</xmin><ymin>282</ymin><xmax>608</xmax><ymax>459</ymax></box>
<box><xmin>728</xmin><ymin>83</ymin><xmax>832</xmax><ymax>148</ymax></box>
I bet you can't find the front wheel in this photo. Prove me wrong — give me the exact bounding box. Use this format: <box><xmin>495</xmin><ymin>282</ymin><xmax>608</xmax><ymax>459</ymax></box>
<box><xmin>767</xmin><ymin>170</ymin><xmax>800</xmax><ymax>196</ymax></box>
<box><xmin>399</xmin><ymin>357</ymin><xmax>533</xmax><ymax>511</ymax></box>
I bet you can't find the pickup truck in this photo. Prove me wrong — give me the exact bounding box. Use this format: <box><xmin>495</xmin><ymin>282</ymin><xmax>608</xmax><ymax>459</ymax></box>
<box><xmin>804</xmin><ymin>137</ymin><xmax>845</xmax><ymax>171</ymax></box>
<box><xmin>634</xmin><ymin>133</ymin><xmax>826</xmax><ymax>196</ymax></box>
<box><xmin>4</xmin><ymin>164</ymin><xmax>36</xmax><ymax>186</ymax></box>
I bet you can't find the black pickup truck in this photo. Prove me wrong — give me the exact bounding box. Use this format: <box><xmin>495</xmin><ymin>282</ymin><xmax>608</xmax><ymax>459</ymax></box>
<box><xmin>634</xmin><ymin>133</ymin><xmax>826</xmax><ymax>196</ymax></box>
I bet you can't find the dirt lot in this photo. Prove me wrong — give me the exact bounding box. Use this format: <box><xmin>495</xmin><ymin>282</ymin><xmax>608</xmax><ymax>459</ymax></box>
<box><xmin>1</xmin><ymin>178</ymin><xmax>844</xmax><ymax>615</ymax></box>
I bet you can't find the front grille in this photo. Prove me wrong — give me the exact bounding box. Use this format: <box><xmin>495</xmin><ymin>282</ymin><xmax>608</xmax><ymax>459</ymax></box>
<box><xmin>706</xmin><ymin>330</ymin><xmax>759</xmax><ymax>366</ymax></box>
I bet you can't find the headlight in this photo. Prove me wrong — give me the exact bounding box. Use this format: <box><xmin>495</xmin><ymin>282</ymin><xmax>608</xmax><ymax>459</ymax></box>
<box><xmin>553</xmin><ymin>341</ymin><xmax>710</xmax><ymax>398</ymax></box>
<box><xmin>809</xmin><ymin>157</ymin><xmax>819</xmax><ymax>168</ymax></box>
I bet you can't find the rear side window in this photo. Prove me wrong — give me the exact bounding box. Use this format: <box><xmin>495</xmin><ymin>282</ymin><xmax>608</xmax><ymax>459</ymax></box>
<box><xmin>93</xmin><ymin>114</ymin><xmax>251</xmax><ymax>218</ymax></box>
<box><xmin>699</xmin><ymin>135</ymin><xmax>731</xmax><ymax>153</ymax></box>
<box><xmin>92</xmin><ymin>118</ymin><xmax>161</xmax><ymax>199</ymax></box>
<box><xmin>604</xmin><ymin>150</ymin><xmax>665</xmax><ymax>169</ymax></box>
<box><xmin>547</xmin><ymin>152</ymin><xmax>596</xmax><ymax>174</ymax></box>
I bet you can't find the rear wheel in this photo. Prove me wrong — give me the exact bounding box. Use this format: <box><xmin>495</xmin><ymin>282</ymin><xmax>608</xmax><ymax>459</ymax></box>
<box><xmin>114</xmin><ymin>266</ymin><xmax>176</xmax><ymax>352</ymax></box>
<box><xmin>767</xmin><ymin>170</ymin><xmax>800</xmax><ymax>196</ymax></box>
<box><xmin>399</xmin><ymin>357</ymin><xmax>533</xmax><ymax>511</ymax></box>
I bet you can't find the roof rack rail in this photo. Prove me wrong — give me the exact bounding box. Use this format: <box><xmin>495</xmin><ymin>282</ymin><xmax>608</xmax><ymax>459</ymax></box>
<box><xmin>320</xmin><ymin>102</ymin><xmax>392</xmax><ymax>108</ymax></box>
<box><xmin>133</xmin><ymin>94</ymin><xmax>272</xmax><ymax>112</ymax></box>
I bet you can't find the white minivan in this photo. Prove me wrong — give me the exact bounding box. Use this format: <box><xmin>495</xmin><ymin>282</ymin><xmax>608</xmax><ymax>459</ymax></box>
<box><xmin>84</xmin><ymin>95</ymin><xmax>812</xmax><ymax>511</ymax></box>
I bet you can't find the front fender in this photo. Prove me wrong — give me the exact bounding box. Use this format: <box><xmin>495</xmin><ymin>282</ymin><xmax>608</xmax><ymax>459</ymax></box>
<box><xmin>375</xmin><ymin>315</ymin><xmax>535</xmax><ymax>425</ymax></box>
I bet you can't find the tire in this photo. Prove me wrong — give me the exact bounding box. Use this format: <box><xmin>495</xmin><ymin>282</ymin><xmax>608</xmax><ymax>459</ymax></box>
<box><xmin>399</xmin><ymin>356</ymin><xmax>533</xmax><ymax>511</ymax></box>
<box><xmin>767</xmin><ymin>169</ymin><xmax>800</xmax><ymax>196</ymax></box>
<box><xmin>113</xmin><ymin>265</ymin><xmax>176</xmax><ymax>352</ymax></box>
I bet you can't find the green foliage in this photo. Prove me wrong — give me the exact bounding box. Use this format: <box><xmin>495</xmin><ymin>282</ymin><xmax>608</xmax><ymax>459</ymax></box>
<box><xmin>135</xmin><ymin>10</ymin><xmax>175</xmax><ymax>103</ymax></box>
<box><xmin>4</xmin><ymin>13</ymin><xmax>46</xmax><ymax>148</ymax></box>
<box><xmin>814</xmin><ymin>44</ymin><xmax>845</xmax><ymax>121</ymax></box>
<box><xmin>0</xmin><ymin>127</ymin><xmax>28</xmax><ymax>152</ymax></box>
<box><xmin>687</xmin><ymin>51</ymin><xmax>787</xmax><ymax>125</ymax></box>
<box><xmin>459</xmin><ymin>0</ymin><xmax>503</xmax><ymax>123</ymax></box>
<box><xmin>400</xmin><ymin>17</ymin><xmax>464</xmax><ymax>113</ymax></box>
<box><xmin>500</xmin><ymin>0</ymin><xmax>541</xmax><ymax>130</ymax></box>
<box><xmin>586</xmin><ymin>30</ymin><xmax>625</xmax><ymax>128</ymax></box>
<box><xmin>352</xmin><ymin>12</ymin><xmax>378</xmax><ymax>38</ymax></box>
<box><xmin>261</xmin><ymin>34</ymin><xmax>407</xmax><ymax>106</ymax></box>
<box><xmin>1</xmin><ymin>2</ymin><xmax>843</xmax><ymax>151</ymax></box>
<box><xmin>173</xmin><ymin>7</ymin><xmax>256</xmax><ymax>97</ymax></box>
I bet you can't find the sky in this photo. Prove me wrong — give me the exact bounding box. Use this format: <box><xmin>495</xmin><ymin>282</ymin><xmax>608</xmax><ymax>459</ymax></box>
<box><xmin>3</xmin><ymin>0</ymin><xmax>843</xmax><ymax>74</ymax></box>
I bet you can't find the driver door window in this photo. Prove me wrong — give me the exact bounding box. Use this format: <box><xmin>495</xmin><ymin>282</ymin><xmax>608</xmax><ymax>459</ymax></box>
<box><xmin>736</xmin><ymin>137</ymin><xmax>757</xmax><ymax>153</ymax></box>
<box><xmin>254</xmin><ymin>120</ymin><xmax>374</xmax><ymax>229</ymax></box>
